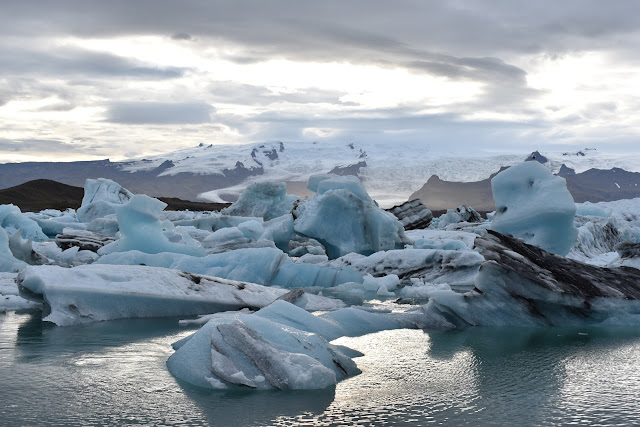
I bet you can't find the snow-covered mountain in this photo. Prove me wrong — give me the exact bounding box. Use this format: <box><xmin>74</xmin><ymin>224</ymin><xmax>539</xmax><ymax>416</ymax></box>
<box><xmin>2</xmin><ymin>141</ymin><xmax>640</xmax><ymax>207</ymax></box>
<box><xmin>119</xmin><ymin>142</ymin><xmax>640</xmax><ymax>206</ymax></box>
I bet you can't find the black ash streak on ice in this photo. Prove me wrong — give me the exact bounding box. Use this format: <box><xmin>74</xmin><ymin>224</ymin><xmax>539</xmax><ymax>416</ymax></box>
<box><xmin>427</xmin><ymin>230</ymin><xmax>640</xmax><ymax>328</ymax></box>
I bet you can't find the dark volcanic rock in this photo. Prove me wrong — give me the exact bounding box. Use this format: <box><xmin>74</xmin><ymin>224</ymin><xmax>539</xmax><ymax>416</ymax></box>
<box><xmin>329</xmin><ymin>161</ymin><xmax>367</xmax><ymax>176</ymax></box>
<box><xmin>525</xmin><ymin>151</ymin><xmax>548</xmax><ymax>163</ymax></box>
<box><xmin>386</xmin><ymin>199</ymin><xmax>432</xmax><ymax>230</ymax></box>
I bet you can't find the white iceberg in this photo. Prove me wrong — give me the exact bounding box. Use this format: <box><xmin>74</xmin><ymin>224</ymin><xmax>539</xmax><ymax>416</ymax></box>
<box><xmin>16</xmin><ymin>264</ymin><xmax>341</xmax><ymax>326</ymax></box>
<box><xmin>98</xmin><ymin>194</ymin><xmax>204</xmax><ymax>256</ymax></box>
<box><xmin>293</xmin><ymin>176</ymin><xmax>407</xmax><ymax>258</ymax></box>
<box><xmin>491</xmin><ymin>161</ymin><xmax>578</xmax><ymax>255</ymax></box>
<box><xmin>167</xmin><ymin>300</ymin><xmax>412</xmax><ymax>390</ymax></box>
<box><xmin>76</xmin><ymin>178</ymin><xmax>134</xmax><ymax>223</ymax></box>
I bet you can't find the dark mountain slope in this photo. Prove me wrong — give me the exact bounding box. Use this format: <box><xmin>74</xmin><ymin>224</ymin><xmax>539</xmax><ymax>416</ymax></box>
<box><xmin>0</xmin><ymin>180</ymin><xmax>229</xmax><ymax>212</ymax></box>
<box><xmin>410</xmin><ymin>167</ymin><xmax>640</xmax><ymax>211</ymax></box>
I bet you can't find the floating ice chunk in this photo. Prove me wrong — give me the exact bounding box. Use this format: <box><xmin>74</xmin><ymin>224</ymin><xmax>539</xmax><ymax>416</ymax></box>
<box><xmin>99</xmin><ymin>195</ymin><xmax>204</xmax><ymax>256</ymax></box>
<box><xmin>328</xmin><ymin>248</ymin><xmax>484</xmax><ymax>290</ymax></box>
<box><xmin>0</xmin><ymin>205</ymin><xmax>48</xmax><ymax>241</ymax></box>
<box><xmin>8</xmin><ymin>229</ymin><xmax>47</xmax><ymax>265</ymax></box>
<box><xmin>261</xmin><ymin>214</ymin><xmax>294</xmax><ymax>251</ymax></box>
<box><xmin>424</xmin><ymin>230</ymin><xmax>640</xmax><ymax>327</ymax></box>
<box><xmin>491</xmin><ymin>161</ymin><xmax>578</xmax><ymax>255</ymax></box>
<box><xmin>167</xmin><ymin>300</ymin><xmax>414</xmax><ymax>390</ymax></box>
<box><xmin>306</xmin><ymin>174</ymin><xmax>336</xmax><ymax>193</ymax></box>
<box><xmin>568</xmin><ymin>215</ymin><xmax>640</xmax><ymax>263</ymax></box>
<box><xmin>174</xmin><ymin>213</ymin><xmax>263</xmax><ymax>232</ymax></box>
<box><xmin>412</xmin><ymin>238</ymin><xmax>469</xmax><ymax>251</ymax></box>
<box><xmin>316</xmin><ymin>176</ymin><xmax>372</xmax><ymax>202</ymax></box>
<box><xmin>86</xmin><ymin>215</ymin><xmax>120</xmax><ymax>236</ymax></box>
<box><xmin>77</xmin><ymin>178</ymin><xmax>133</xmax><ymax>223</ymax></box>
<box><xmin>28</xmin><ymin>209</ymin><xmax>85</xmax><ymax>237</ymax></box>
<box><xmin>167</xmin><ymin>310</ymin><xmax>358</xmax><ymax>390</ymax></box>
<box><xmin>81</xmin><ymin>178</ymin><xmax>133</xmax><ymax>206</ymax></box>
<box><xmin>405</xmin><ymin>229</ymin><xmax>478</xmax><ymax>250</ymax></box>
<box><xmin>0</xmin><ymin>228</ymin><xmax>28</xmax><ymax>272</ymax></box>
<box><xmin>386</xmin><ymin>199</ymin><xmax>432</xmax><ymax>230</ymax></box>
<box><xmin>55</xmin><ymin>229</ymin><xmax>115</xmax><ymax>252</ymax></box>
<box><xmin>294</xmin><ymin>176</ymin><xmax>407</xmax><ymax>258</ymax></box>
<box><xmin>201</xmin><ymin>224</ymin><xmax>274</xmax><ymax>254</ymax></box>
<box><xmin>221</xmin><ymin>181</ymin><xmax>298</xmax><ymax>221</ymax></box>
<box><xmin>96</xmin><ymin>246</ymin><xmax>363</xmax><ymax>288</ymax></box>
<box><xmin>0</xmin><ymin>273</ymin><xmax>41</xmax><ymax>312</ymax></box>
<box><xmin>575</xmin><ymin>202</ymin><xmax>610</xmax><ymax>218</ymax></box>
<box><xmin>16</xmin><ymin>264</ymin><xmax>299</xmax><ymax>325</ymax></box>
<box><xmin>362</xmin><ymin>274</ymin><xmax>400</xmax><ymax>294</ymax></box>
<box><xmin>434</xmin><ymin>205</ymin><xmax>483</xmax><ymax>229</ymax></box>
<box><xmin>288</xmin><ymin>234</ymin><xmax>327</xmax><ymax>257</ymax></box>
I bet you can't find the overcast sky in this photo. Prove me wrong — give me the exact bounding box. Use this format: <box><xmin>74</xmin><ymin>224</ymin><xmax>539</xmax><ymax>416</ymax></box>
<box><xmin>1</xmin><ymin>0</ymin><xmax>640</xmax><ymax>162</ymax></box>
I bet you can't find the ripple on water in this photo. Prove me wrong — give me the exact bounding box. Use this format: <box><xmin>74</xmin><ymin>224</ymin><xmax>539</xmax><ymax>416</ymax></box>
<box><xmin>2</xmin><ymin>313</ymin><xmax>640</xmax><ymax>426</ymax></box>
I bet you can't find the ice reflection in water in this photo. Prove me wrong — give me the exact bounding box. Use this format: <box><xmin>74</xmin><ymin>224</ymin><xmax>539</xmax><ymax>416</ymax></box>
<box><xmin>2</xmin><ymin>312</ymin><xmax>640</xmax><ymax>426</ymax></box>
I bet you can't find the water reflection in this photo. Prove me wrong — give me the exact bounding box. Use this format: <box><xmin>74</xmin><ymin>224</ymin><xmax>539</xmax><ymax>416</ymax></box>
<box><xmin>180</xmin><ymin>383</ymin><xmax>336</xmax><ymax>426</ymax></box>
<box><xmin>3</xmin><ymin>312</ymin><xmax>640</xmax><ymax>426</ymax></box>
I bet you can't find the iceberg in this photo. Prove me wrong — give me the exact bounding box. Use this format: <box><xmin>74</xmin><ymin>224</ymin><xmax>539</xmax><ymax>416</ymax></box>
<box><xmin>386</xmin><ymin>199</ymin><xmax>433</xmax><ymax>230</ymax></box>
<box><xmin>326</xmin><ymin>248</ymin><xmax>484</xmax><ymax>290</ymax></box>
<box><xmin>0</xmin><ymin>228</ymin><xmax>28</xmax><ymax>272</ymax></box>
<box><xmin>221</xmin><ymin>181</ymin><xmax>298</xmax><ymax>221</ymax></box>
<box><xmin>423</xmin><ymin>230</ymin><xmax>640</xmax><ymax>328</ymax></box>
<box><xmin>96</xmin><ymin>246</ymin><xmax>364</xmax><ymax>288</ymax></box>
<box><xmin>0</xmin><ymin>204</ymin><xmax>47</xmax><ymax>241</ymax></box>
<box><xmin>491</xmin><ymin>161</ymin><xmax>578</xmax><ymax>255</ymax></box>
<box><xmin>0</xmin><ymin>272</ymin><xmax>41</xmax><ymax>312</ymax></box>
<box><xmin>167</xmin><ymin>300</ymin><xmax>413</xmax><ymax>390</ymax></box>
<box><xmin>76</xmin><ymin>178</ymin><xmax>133</xmax><ymax>223</ymax></box>
<box><xmin>16</xmin><ymin>264</ymin><xmax>341</xmax><ymax>326</ymax></box>
<box><xmin>293</xmin><ymin>176</ymin><xmax>407</xmax><ymax>258</ymax></box>
<box><xmin>98</xmin><ymin>195</ymin><xmax>204</xmax><ymax>256</ymax></box>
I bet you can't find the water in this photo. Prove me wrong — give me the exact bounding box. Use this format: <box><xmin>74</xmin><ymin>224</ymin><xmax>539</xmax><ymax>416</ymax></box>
<box><xmin>2</xmin><ymin>311</ymin><xmax>640</xmax><ymax>426</ymax></box>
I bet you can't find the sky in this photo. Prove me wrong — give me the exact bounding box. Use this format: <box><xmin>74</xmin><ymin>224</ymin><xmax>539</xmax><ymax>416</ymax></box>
<box><xmin>1</xmin><ymin>0</ymin><xmax>640</xmax><ymax>162</ymax></box>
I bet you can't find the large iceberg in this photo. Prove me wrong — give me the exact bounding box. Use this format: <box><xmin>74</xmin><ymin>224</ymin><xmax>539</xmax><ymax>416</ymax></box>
<box><xmin>293</xmin><ymin>176</ymin><xmax>407</xmax><ymax>258</ymax></box>
<box><xmin>423</xmin><ymin>230</ymin><xmax>640</xmax><ymax>328</ymax></box>
<box><xmin>76</xmin><ymin>178</ymin><xmax>133</xmax><ymax>223</ymax></box>
<box><xmin>17</xmin><ymin>264</ymin><xmax>341</xmax><ymax>326</ymax></box>
<box><xmin>97</xmin><ymin>247</ymin><xmax>364</xmax><ymax>288</ymax></box>
<box><xmin>491</xmin><ymin>161</ymin><xmax>578</xmax><ymax>255</ymax></box>
<box><xmin>167</xmin><ymin>300</ymin><xmax>413</xmax><ymax>390</ymax></box>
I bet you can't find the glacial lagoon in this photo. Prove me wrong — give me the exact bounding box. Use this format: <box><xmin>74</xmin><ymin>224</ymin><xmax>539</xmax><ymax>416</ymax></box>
<box><xmin>2</xmin><ymin>311</ymin><xmax>639</xmax><ymax>426</ymax></box>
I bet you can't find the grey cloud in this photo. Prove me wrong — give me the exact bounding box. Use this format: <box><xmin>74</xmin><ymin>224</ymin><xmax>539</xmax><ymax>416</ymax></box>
<box><xmin>3</xmin><ymin>1</ymin><xmax>640</xmax><ymax>58</ymax></box>
<box><xmin>171</xmin><ymin>32</ymin><xmax>192</xmax><ymax>40</ymax></box>
<box><xmin>209</xmin><ymin>81</ymin><xmax>356</xmax><ymax>106</ymax></box>
<box><xmin>0</xmin><ymin>138</ymin><xmax>94</xmax><ymax>154</ymax></box>
<box><xmin>0</xmin><ymin>46</ymin><xmax>186</xmax><ymax>79</ymax></box>
<box><xmin>106</xmin><ymin>102</ymin><xmax>214</xmax><ymax>124</ymax></box>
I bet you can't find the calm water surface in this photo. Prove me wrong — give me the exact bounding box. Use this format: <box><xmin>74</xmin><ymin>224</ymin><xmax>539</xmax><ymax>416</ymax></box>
<box><xmin>1</xmin><ymin>311</ymin><xmax>640</xmax><ymax>426</ymax></box>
